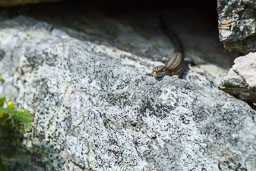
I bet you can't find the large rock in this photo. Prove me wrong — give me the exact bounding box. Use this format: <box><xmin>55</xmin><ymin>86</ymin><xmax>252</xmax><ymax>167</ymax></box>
<box><xmin>217</xmin><ymin>0</ymin><xmax>256</xmax><ymax>53</ymax></box>
<box><xmin>0</xmin><ymin>16</ymin><xmax>256</xmax><ymax>170</ymax></box>
<box><xmin>220</xmin><ymin>53</ymin><xmax>256</xmax><ymax>103</ymax></box>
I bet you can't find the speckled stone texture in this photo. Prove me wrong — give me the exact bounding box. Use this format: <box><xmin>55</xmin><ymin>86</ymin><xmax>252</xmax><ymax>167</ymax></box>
<box><xmin>217</xmin><ymin>0</ymin><xmax>256</xmax><ymax>53</ymax></box>
<box><xmin>0</xmin><ymin>16</ymin><xmax>256</xmax><ymax>171</ymax></box>
<box><xmin>220</xmin><ymin>52</ymin><xmax>256</xmax><ymax>103</ymax></box>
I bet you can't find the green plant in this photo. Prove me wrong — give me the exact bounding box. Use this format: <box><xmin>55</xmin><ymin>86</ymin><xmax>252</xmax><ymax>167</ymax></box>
<box><xmin>0</xmin><ymin>97</ymin><xmax>32</xmax><ymax>132</ymax></box>
<box><xmin>0</xmin><ymin>74</ymin><xmax>4</xmax><ymax>83</ymax></box>
<box><xmin>0</xmin><ymin>97</ymin><xmax>32</xmax><ymax>171</ymax></box>
<box><xmin>0</xmin><ymin>159</ymin><xmax>6</xmax><ymax>171</ymax></box>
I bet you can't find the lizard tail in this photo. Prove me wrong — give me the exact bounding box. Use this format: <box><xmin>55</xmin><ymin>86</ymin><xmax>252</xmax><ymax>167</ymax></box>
<box><xmin>158</xmin><ymin>10</ymin><xmax>183</xmax><ymax>54</ymax></box>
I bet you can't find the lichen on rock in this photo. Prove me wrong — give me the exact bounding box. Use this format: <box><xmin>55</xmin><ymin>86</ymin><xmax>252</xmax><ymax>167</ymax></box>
<box><xmin>220</xmin><ymin>52</ymin><xmax>256</xmax><ymax>103</ymax></box>
<box><xmin>217</xmin><ymin>0</ymin><xmax>256</xmax><ymax>53</ymax></box>
<box><xmin>0</xmin><ymin>16</ymin><xmax>256</xmax><ymax>170</ymax></box>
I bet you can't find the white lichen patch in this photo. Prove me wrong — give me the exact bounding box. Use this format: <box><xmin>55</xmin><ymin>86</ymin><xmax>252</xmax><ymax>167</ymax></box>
<box><xmin>0</xmin><ymin>16</ymin><xmax>256</xmax><ymax>171</ymax></box>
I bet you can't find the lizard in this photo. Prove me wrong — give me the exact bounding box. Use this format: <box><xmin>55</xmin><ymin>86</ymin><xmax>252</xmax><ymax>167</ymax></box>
<box><xmin>151</xmin><ymin>12</ymin><xmax>187</xmax><ymax>78</ymax></box>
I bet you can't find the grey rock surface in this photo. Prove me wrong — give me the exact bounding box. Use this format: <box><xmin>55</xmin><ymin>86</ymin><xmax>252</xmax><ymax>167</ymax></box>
<box><xmin>220</xmin><ymin>53</ymin><xmax>256</xmax><ymax>103</ymax></box>
<box><xmin>217</xmin><ymin>0</ymin><xmax>256</xmax><ymax>53</ymax></box>
<box><xmin>0</xmin><ymin>16</ymin><xmax>256</xmax><ymax>171</ymax></box>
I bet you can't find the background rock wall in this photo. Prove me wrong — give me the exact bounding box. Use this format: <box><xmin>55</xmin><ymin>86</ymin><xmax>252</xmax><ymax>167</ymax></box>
<box><xmin>218</xmin><ymin>0</ymin><xmax>256</xmax><ymax>53</ymax></box>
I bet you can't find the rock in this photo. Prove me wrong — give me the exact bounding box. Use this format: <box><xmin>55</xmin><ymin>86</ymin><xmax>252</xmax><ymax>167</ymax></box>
<box><xmin>0</xmin><ymin>0</ymin><xmax>60</xmax><ymax>7</ymax></box>
<box><xmin>0</xmin><ymin>16</ymin><xmax>256</xmax><ymax>171</ymax></box>
<box><xmin>220</xmin><ymin>53</ymin><xmax>256</xmax><ymax>103</ymax></box>
<box><xmin>217</xmin><ymin>0</ymin><xmax>256</xmax><ymax>53</ymax></box>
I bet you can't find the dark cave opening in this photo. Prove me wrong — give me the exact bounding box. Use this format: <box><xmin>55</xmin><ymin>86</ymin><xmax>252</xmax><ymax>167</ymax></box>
<box><xmin>0</xmin><ymin>0</ymin><xmax>238</xmax><ymax>69</ymax></box>
<box><xmin>69</xmin><ymin>0</ymin><xmax>238</xmax><ymax>69</ymax></box>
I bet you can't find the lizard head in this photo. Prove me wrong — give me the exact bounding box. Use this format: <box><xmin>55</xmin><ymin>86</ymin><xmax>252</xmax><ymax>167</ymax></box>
<box><xmin>151</xmin><ymin>65</ymin><xmax>167</xmax><ymax>77</ymax></box>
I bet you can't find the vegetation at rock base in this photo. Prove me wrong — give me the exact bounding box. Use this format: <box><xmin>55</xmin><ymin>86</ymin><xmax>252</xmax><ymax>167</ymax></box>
<box><xmin>0</xmin><ymin>96</ymin><xmax>32</xmax><ymax>170</ymax></box>
<box><xmin>0</xmin><ymin>97</ymin><xmax>32</xmax><ymax>132</ymax></box>
<box><xmin>0</xmin><ymin>74</ymin><xmax>4</xmax><ymax>83</ymax></box>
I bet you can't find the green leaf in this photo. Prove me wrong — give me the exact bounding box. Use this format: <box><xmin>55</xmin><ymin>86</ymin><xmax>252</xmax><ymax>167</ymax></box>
<box><xmin>0</xmin><ymin>107</ymin><xmax>32</xmax><ymax>131</ymax></box>
<box><xmin>0</xmin><ymin>74</ymin><xmax>4</xmax><ymax>84</ymax></box>
<box><xmin>0</xmin><ymin>97</ymin><xmax>6</xmax><ymax>108</ymax></box>
<box><xmin>6</xmin><ymin>99</ymin><xmax>15</xmax><ymax>109</ymax></box>
<box><xmin>0</xmin><ymin>113</ymin><xmax>10</xmax><ymax>127</ymax></box>
<box><xmin>0</xmin><ymin>112</ymin><xmax>9</xmax><ymax>119</ymax></box>
<box><xmin>0</xmin><ymin>158</ymin><xmax>6</xmax><ymax>171</ymax></box>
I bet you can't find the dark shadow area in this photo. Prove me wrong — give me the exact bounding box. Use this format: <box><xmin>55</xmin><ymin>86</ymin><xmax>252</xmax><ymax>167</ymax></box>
<box><xmin>0</xmin><ymin>0</ymin><xmax>239</xmax><ymax>69</ymax></box>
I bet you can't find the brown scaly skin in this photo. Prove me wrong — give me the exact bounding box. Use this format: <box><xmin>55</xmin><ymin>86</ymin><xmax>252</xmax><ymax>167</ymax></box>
<box><xmin>151</xmin><ymin>52</ymin><xmax>186</xmax><ymax>78</ymax></box>
<box><xmin>151</xmin><ymin>12</ymin><xmax>187</xmax><ymax>78</ymax></box>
